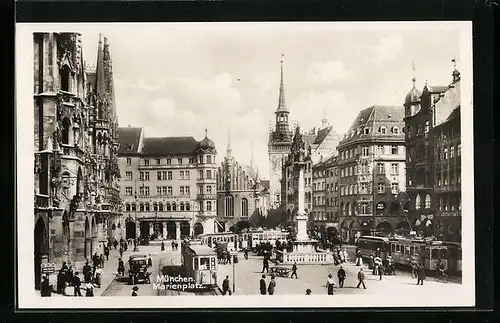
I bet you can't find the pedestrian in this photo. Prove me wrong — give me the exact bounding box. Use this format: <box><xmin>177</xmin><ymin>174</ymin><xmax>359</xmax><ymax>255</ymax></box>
<box><xmin>356</xmin><ymin>268</ymin><xmax>366</xmax><ymax>289</ymax></box>
<box><xmin>132</xmin><ymin>285</ymin><xmax>138</xmax><ymax>296</ymax></box>
<box><xmin>410</xmin><ymin>257</ymin><xmax>418</xmax><ymax>279</ymax></box>
<box><xmin>94</xmin><ymin>265</ymin><xmax>103</xmax><ymax>288</ymax></box>
<box><xmin>56</xmin><ymin>269</ymin><xmax>67</xmax><ymax>295</ymax></box>
<box><xmin>73</xmin><ymin>272</ymin><xmax>82</xmax><ymax>296</ymax></box>
<box><xmin>92</xmin><ymin>253</ymin><xmax>99</xmax><ymax>271</ymax></box>
<box><xmin>147</xmin><ymin>254</ymin><xmax>153</xmax><ymax>267</ymax></box>
<box><xmin>378</xmin><ymin>263</ymin><xmax>384</xmax><ymax>280</ymax></box>
<box><xmin>104</xmin><ymin>245</ymin><xmax>110</xmax><ymax>261</ymax></box>
<box><xmin>117</xmin><ymin>258</ymin><xmax>125</xmax><ymax>276</ymax></box>
<box><xmin>305</xmin><ymin>288</ymin><xmax>312</xmax><ymax>295</ymax></box>
<box><xmin>171</xmin><ymin>241</ymin><xmax>175</xmax><ymax>250</ymax></box>
<box><xmin>66</xmin><ymin>265</ymin><xmax>74</xmax><ymax>286</ymax></box>
<box><xmin>417</xmin><ymin>264</ymin><xmax>426</xmax><ymax>285</ymax></box>
<box><xmin>62</xmin><ymin>261</ymin><xmax>68</xmax><ymax>272</ymax></box>
<box><xmin>337</xmin><ymin>266</ymin><xmax>346</xmax><ymax>288</ymax></box>
<box><xmin>342</xmin><ymin>249</ymin><xmax>349</xmax><ymax>263</ymax></box>
<box><xmin>259</xmin><ymin>274</ymin><xmax>266</xmax><ymax>295</ymax></box>
<box><xmin>119</xmin><ymin>246</ymin><xmax>124</xmax><ymax>259</ymax></box>
<box><xmin>84</xmin><ymin>279</ymin><xmax>94</xmax><ymax>297</ymax></box>
<box><xmin>326</xmin><ymin>274</ymin><xmax>335</xmax><ymax>295</ymax></box>
<box><xmin>267</xmin><ymin>275</ymin><xmax>276</xmax><ymax>295</ymax></box>
<box><xmin>261</xmin><ymin>257</ymin><xmax>269</xmax><ymax>273</ymax></box>
<box><xmin>40</xmin><ymin>275</ymin><xmax>52</xmax><ymax>297</ymax></box>
<box><xmin>82</xmin><ymin>261</ymin><xmax>92</xmax><ymax>283</ymax></box>
<box><xmin>368</xmin><ymin>254</ymin><xmax>375</xmax><ymax>270</ymax></box>
<box><xmin>222</xmin><ymin>275</ymin><xmax>232</xmax><ymax>295</ymax></box>
<box><xmin>290</xmin><ymin>262</ymin><xmax>298</xmax><ymax>279</ymax></box>
<box><xmin>161</xmin><ymin>241</ymin><xmax>165</xmax><ymax>251</ymax></box>
<box><xmin>100</xmin><ymin>254</ymin><xmax>105</xmax><ymax>268</ymax></box>
<box><xmin>113</xmin><ymin>239</ymin><xmax>118</xmax><ymax>250</ymax></box>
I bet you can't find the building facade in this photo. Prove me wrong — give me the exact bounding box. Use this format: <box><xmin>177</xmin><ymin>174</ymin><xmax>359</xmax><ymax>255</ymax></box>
<box><xmin>268</xmin><ymin>58</ymin><xmax>293</xmax><ymax>209</ymax></box>
<box><xmin>118</xmin><ymin>128</ymin><xmax>217</xmax><ymax>240</ymax></box>
<box><xmin>337</xmin><ymin>105</ymin><xmax>407</xmax><ymax>243</ymax></box>
<box><xmin>404</xmin><ymin>63</ymin><xmax>461</xmax><ymax>241</ymax></box>
<box><xmin>33</xmin><ymin>33</ymin><xmax>121</xmax><ymax>289</ymax></box>
<box><xmin>216</xmin><ymin>133</ymin><xmax>270</xmax><ymax>232</ymax></box>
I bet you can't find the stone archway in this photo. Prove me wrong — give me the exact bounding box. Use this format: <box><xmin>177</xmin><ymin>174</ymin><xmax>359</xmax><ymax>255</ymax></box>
<box><xmin>376</xmin><ymin>221</ymin><xmax>393</xmax><ymax>234</ymax></box>
<box><xmin>180</xmin><ymin>221</ymin><xmax>190</xmax><ymax>239</ymax></box>
<box><xmin>350</xmin><ymin>220</ymin><xmax>361</xmax><ymax>243</ymax></box>
<box><xmin>34</xmin><ymin>217</ymin><xmax>47</xmax><ymax>290</ymax></box>
<box><xmin>126</xmin><ymin>220</ymin><xmax>136</xmax><ymax>240</ymax></box>
<box><xmin>166</xmin><ymin>221</ymin><xmax>176</xmax><ymax>239</ymax></box>
<box><xmin>194</xmin><ymin>223</ymin><xmax>204</xmax><ymax>237</ymax></box>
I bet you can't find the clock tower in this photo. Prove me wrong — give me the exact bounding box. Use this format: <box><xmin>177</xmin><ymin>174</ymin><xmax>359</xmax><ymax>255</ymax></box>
<box><xmin>268</xmin><ymin>54</ymin><xmax>292</xmax><ymax>209</ymax></box>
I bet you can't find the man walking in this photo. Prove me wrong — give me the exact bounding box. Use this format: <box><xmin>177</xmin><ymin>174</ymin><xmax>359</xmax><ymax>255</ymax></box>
<box><xmin>261</xmin><ymin>256</ymin><xmax>269</xmax><ymax>274</ymax></box>
<box><xmin>417</xmin><ymin>264</ymin><xmax>426</xmax><ymax>285</ymax></box>
<box><xmin>222</xmin><ymin>275</ymin><xmax>232</xmax><ymax>295</ymax></box>
<box><xmin>337</xmin><ymin>266</ymin><xmax>346</xmax><ymax>288</ymax></box>
<box><xmin>82</xmin><ymin>261</ymin><xmax>92</xmax><ymax>283</ymax></box>
<box><xmin>267</xmin><ymin>275</ymin><xmax>276</xmax><ymax>295</ymax></box>
<box><xmin>259</xmin><ymin>275</ymin><xmax>267</xmax><ymax>295</ymax></box>
<box><xmin>326</xmin><ymin>274</ymin><xmax>335</xmax><ymax>295</ymax></box>
<box><xmin>356</xmin><ymin>268</ymin><xmax>366</xmax><ymax>289</ymax></box>
<box><xmin>147</xmin><ymin>254</ymin><xmax>153</xmax><ymax>267</ymax></box>
<box><xmin>73</xmin><ymin>272</ymin><xmax>82</xmax><ymax>296</ymax></box>
<box><xmin>290</xmin><ymin>262</ymin><xmax>298</xmax><ymax>279</ymax></box>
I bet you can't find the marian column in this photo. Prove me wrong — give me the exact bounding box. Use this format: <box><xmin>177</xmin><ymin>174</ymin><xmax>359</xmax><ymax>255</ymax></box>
<box><xmin>296</xmin><ymin>163</ymin><xmax>308</xmax><ymax>241</ymax></box>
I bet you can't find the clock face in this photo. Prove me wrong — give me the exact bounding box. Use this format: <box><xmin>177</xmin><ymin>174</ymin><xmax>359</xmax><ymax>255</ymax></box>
<box><xmin>276</xmin><ymin>156</ymin><xmax>284</xmax><ymax>170</ymax></box>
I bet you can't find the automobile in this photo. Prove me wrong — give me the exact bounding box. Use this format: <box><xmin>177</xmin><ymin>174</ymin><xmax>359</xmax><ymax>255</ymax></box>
<box><xmin>128</xmin><ymin>254</ymin><xmax>151</xmax><ymax>285</ymax></box>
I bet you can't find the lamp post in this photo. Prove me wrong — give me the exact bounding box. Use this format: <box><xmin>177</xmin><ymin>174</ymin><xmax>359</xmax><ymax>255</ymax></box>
<box><xmin>231</xmin><ymin>250</ymin><xmax>236</xmax><ymax>293</ymax></box>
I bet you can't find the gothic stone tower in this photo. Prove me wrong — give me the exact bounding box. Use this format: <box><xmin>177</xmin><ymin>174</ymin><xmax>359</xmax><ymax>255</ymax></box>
<box><xmin>268</xmin><ymin>55</ymin><xmax>292</xmax><ymax>209</ymax></box>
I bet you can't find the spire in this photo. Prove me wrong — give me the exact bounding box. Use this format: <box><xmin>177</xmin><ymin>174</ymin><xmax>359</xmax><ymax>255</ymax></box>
<box><xmin>411</xmin><ymin>62</ymin><xmax>417</xmax><ymax>86</ymax></box>
<box><xmin>275</xmin><ymin>53</ymin><xmax>288</xmax><ymax>113</ymax></box>
<box><xmin>205</xmin><ymin>128</ymin><xmax>208</xmax><ymax>138</ymax></box>
<box><xmin>250</xmin><ymin>141</ymin><xmax>254</xmax><ymax>170</ymax></box>
<box><xmin>451</xmin><ymin>57</ymin><xmax>460</xmax><ymax>82</ymax></box>
<box><xmin>256</xmin><ymin>165</ymin><xmax>260</xmax><ymax>184</ymax></box>
<box><xmin>321</xmin><ymin>109</ymin><xmax>328</xmax><ymax>128</ymax></box>
<box><xmin>95</xmin><ymin>33</ymin><xmax>106</xmax><ymax>96</ymax></box>
<box><xmin>226</xmin><ymin>129</ymin><xmax>232</xmax><ymax>158</ymax></box>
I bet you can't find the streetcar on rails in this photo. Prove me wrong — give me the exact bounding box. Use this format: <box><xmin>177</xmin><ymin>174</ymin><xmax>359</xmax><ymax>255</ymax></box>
<box><xmin>357</xmin><ymin>236</ymin><xmax>391</xmax><ymax>259</ymax></box>
<box><xmin>388</xmin><ymin>238</ymin><xmax>448</xmax><ymax>271</ymax></box>
<box><xmin>442</xmin><ymin>241</ymin><xmax>462</xmax><ymax>274</ymax></box>
<box><xmin>198</xmin><ymin>233</ymin><xmax>238</xmax><ymax>251</ymax></box>
<box><xmin>249</xmin><ymin>230</ymin><xmax>289</xmax><ymax>250</ymax></box>
<box><xmin>181</xmin><ymin>240</ymin><xmax>218</xmax><ymax>287</ymax></box>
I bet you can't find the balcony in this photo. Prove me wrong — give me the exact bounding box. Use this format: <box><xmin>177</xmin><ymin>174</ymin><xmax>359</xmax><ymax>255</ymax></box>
<box><xmin>437</xmin><ymin>211</ymin><xmax>461</xmax><ymax>217</ymax></box>
<box><xmin>35</xmin><ymin>194</ymin><xmax>50</xmax><ymax>208</ymax></box>
<box><xmin>434</xmin><ymin>185</ymin><xmax>461</xmax><ymax>192</ymax></box>
<box><xmin>61</xmin><ymin>144</ymin><xmax>85</xmax><ymax>162</ymax></box>
<box><xmin>197</xmin><ymin>177</ymin><xmax>216</xmax><ymax>183</ymax></box>
<box><xmin>198</xmin><ymin>210</ymin><xmax>216</xmax><ymax>217</ymax></box>
<box><xmin>196</xmin><ymin>194</ymin><xmax>217</xmax><ymax>200</ymax></box>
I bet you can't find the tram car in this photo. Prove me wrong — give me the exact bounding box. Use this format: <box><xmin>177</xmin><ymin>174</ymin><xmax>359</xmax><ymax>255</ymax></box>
<box><xmin>357</xmin><ymin>236</ymin><xmax>391</xmax><ymax>259</ymax></box>
<box><xmin>442</xmin><ymin>241</ymin><xmax>462</xmax><ymax>274</ymax></box>
<box><xmin>389</xmin><ymin>238</ymin><xmax>448</xmax><ymax>271</ymax></box>
<box><xmin>181</xmin><ymin>240</ymin><xmax>218</xmax><ymax>287</ymax></box>
<box><xmin>249</xmin><ymin>230</ymin><xmax>289</xmax><ymax>250</ymax></box>
<box><xmin>198</xmin><ymin>233</ymin><xmax>238</xmax><ymax>251</ymax></box>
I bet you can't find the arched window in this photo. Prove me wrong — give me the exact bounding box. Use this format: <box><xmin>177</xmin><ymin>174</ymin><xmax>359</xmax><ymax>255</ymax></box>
<box><xmin>131</xmin><ymin>203</ymin><xmax>136</xmax><ymax>212</ymax></box>
<box><xmin>180</xmin><ymin>202</ymin><xmax>185</xmax><ymax>211</ymax></box>
<box><xmin>415</xmin><ymin>194</ymin><xmax>421</xmax><ymax>210</ymax></box>
<box><xmin>241</xmin><ymin>198</ymin><xmax>248</xmax><ymax>217</ymax></box>
<box><xmin>172</xmin><ymin>202</ymin><xmax>177</xmax><ymax>211</ymax></box>
<box><xmin>346</xmin><ymin>202</ymin><xmax>351</xmax><ymax>216</ymax></box>
<box><xmin>225</xmin><ymin>195</ymin><xmax>234</xmax><ymax>217</ymax></box>
<box><xmin>153</xmin><ymin>202</ymin><xmax>158</xmax><ymax>211</ymax></box>
<box><xmin>158</xmin><ymin>202</ymin><xmax>163</xmax><ymax>212</ymax></box>
<box><xmin>145</xmin><ymin>202</ymin><xmax>150</xmax><ymax>212</ymax></box>
<box><xmin>392</xmin><ymin>126</ymin><xmax>399</xmax><ymax>134</ymax></box>
<box><xmin>185</xmin><ymin>202</ymin><xmax>190</xmax><ymax>211</ymax></box>
<box><xmin>125</xmin><ymin>203</ymin><xmax>131</xmax><ymax>212</ymax></box>
<box><xmin>139</xmin><ymin>203</ymin><xmax>144</xmax><ymax>212</ymax></box>
<box><xmin>61</xmin><ymin>118</ymin><xmax>71</xmax><ymax>145</ymax></box>
<box><xmin>166</xmin><ymin>203</ymin><xmax>171</xmax><ymax>211</ymax></box>
<box><xmin>424</xmin><ymin>194</ymin><xmax>431</xmax><ymax>209</ymax></box>
<box><xmin>380</xmin><ymin>126</ymin><xmax>387</xmax><ymax>134</ymax></box>
<box><xmin>60</xmin><ymin>65</ymin><xmax>70</xmax><ymax>92</ymax></box>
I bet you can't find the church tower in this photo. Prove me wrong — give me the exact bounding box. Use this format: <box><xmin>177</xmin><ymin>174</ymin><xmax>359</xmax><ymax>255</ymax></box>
<box><xmin>268</xmin><ymin>54</ymin><xmax>293</xmax><ymax>209</ymax></box>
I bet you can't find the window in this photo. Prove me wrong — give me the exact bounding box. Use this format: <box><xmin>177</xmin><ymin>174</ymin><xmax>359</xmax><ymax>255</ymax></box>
<box><xmin>157</xmin><ymin>171</ymin><xmax>162</xmax><ymax>180</ymax></box>
<box><xmin>185</xmin><ymin>202</ymin><xmax>190</xmax><ymax>211</ymax></box>
<box><xmin>199</xmin><ymin>170</ymin><xmax>204</xmax><ymax>179</ymax></box>
<box><xmin>391</xmin><ymin>163</ymin><xmax>399</xmax><ymax>175</ymax></box>
<box><xmin>167</xmin><ymin>159</ymin><xmax>171</xmax><ymax>165</ymax></box>
<box><xmin>167</xmin><ymin>186</ymin><xmax>173</xmax><ymax>195</ymax></box>
<box><xmin>125</xmin><ymin>203</ymin><xmax>131</xmax><ymax>212</ymax></box>
<box><xmin>144</xmin><ymin>187</ymin><xmax>150</xmax><ymax>196</ymax></box>
<box><xmin>391</xmin><ymin>183</ymin><xmax>399</xmax><ymax>194</ymax></box>
<box><xmin>444</xmin><ymin>147</ymin><xmax>448</xmax><ymax>159</ymax></box>
<box><xmin>189</xmin><ymin>158</ymin><xmax>194</xmax><ymax>164</ymax></box>
<box><xmin>198</xmin><ymin>156</ymin><xmax>204</xmax><ymax>164</ymax></box>
<box><xmin>444</xmin><ymin>171</ymin><xmax>448</xmax><ymax>186</ymax></box>
<box><xmin>361</xmin><ymin>204</ymin><xmax>368</xmax><ymax>214</ymax></box>
<box><xmin>139</xmin><ymin>187</ymin><xmax>145</xmax><ymax>196</ymax></box>
<box><xmin>457</xmin><ymin>144</ymin><xmax>461</xmax><ymax>156</ymax></box>
<box><xmin>206</xmin><ymin>185</ymin><xmax>212</xmax><ymax>194</ymax></box>
<box><xmin>180</xmin><ymin>202</ymin><xmax>185</xmax><ymax>211</ymax></box>
<box><xmin>139</xmin><ymin>203</ymin><xmax>144</xmax><ymax>212</ymax></box>
<box><xmin>206</xmin><ymin>170</ymin><xmax>212</xmax><ymax>179</ymax></box>
<box><xmin>161</xmin><ymin>186</ymin><xmax>167</xmax><ymax>195</ymax></box>
<box><xmin>450</xmin><ymin>146</ymin><xmax>455</xmax><ymax>158</ymax></box>
<box><xmin>348</xmin><ymin>167</ymin><xmax>352</xmax><ymax>176</ymax></box>
<box><xmin>241</xmin><ymin>198</ymin><xmax>248</xmax><ymax>217</ymax></box>
<box><xmin>437</xmin><ymin>173</ymin><xmax>441</xmax><ymax>186</ymax></box>
<box><xmin>140</xmin><ymin>172</ymin><xmax>150</xmax><ymax>181</ymax></box>
<box><xmin>156</xmin><ymin>159</ymin><xmax>161</xmax><ymax>165</ymax></box>
<box><xmin>377</xmin><ymin>183</ymin><xmax>385</xmax><ymax>194</ymax></box>
<box><xmin>207</xmin><ymin>155</ymin><xmax>212</xmax><ymax>164</ymax></box>
<box><xmin>334</xmin><ymin>183</ymin><xmax>338</xmax><ymax>192</ymax></box>
<box><xmin>415</xmin><ymin>194</ymin><xmax>421</xmax><ymax>210</ymax></box>
<box><xmin>362</xmin><ymin>146</ymin><xmax>369</xmax><ymax>157</ymax></box>
<box><xmin>126</xmin><ymin>172</ymin><xmax>133</xmax><ymax>180</ymax></box>
<box><xmin>359</xmin><ymin>182</ymin><xmax>366</xmax><ymax>192</ymax></box>
<box><xmin>207</xmin><ymin>201</ymin><xmax>212</xmax><ymax>211</ymax></box>
<box><xmin>178</xmin><ymin>158</ymin><xmax>183</xmax><ymax>165</ymax></box>
<box><xmin>450</xmin><ymin>170</ymin><xmax>455</xmax><ymax>185</ymax></box>
<box><xmin>126</xmin><ymin>158</ymin><xmax>131</xmax><ymax>165</ymax></box>
<box><xmin>180</xmin><ymin>171</ymin><xmax>184</xmax><ymax>180</ymax></box>
<box><xmin>125</xmin><ymin>187</ymin><xmax>133</xmax><ymax>196</ymax></box>
<box><xmin>185</xmin><ymin>186</ymin><xmax>190</xmax><ymax>195</ymax></box>
<box><xmin>180</xmin><ymin>187</ymin><xmax>185</xmax><ymax>195</ymax></box>
<box><xmin>393</xmin><ymin>127</ymin><xmax>399</xmax><ymax>134</ymax></box>
<box><xmin>144</xmin><ymin>159</ymin><xmax>150</xmax><ymax>166</ymax></box>
<box><xmin>131</xmin><ymin>203</ymin><xmax>136</xmax><ymax>212</ymax></box>
<box><xmin>457</xmin><ymin>170</ymin><xmax>461</xmax><ymax>184</ymax></box>
<box><xmin>185</xmin><ymin>171</ymin><xmax>190</xmax><ymax>180</ymax></box>
<box><xmin>161</xmin><ymin>171</ymin><xmax>167</xmax><ymax>180</ymax></box>
<box><xmin>167</xmin><ymin>171</ymin><xmax>172</xmax><ymax>180</ymax></box>
<box><xmin>172</xmin><ymin>202</ymin><xmax>177</xmax><ymax>211</ymax></box>
<box><xmin>377</xmin><ymin>163</ymin><xmax>385</xmax><ymax>174</ymax></box>
<box><xmin>391</xmin><ymin>145</ymin><xmax>398</xmax><ymax>155</ymax></box>
<box><xmin>364</xmin><ymin>128</ymin><xmax>370</xmax><ymax>135</ymax></box>
<box><xmin>380</xmin><ymin>126</ymin><xmax>387</xmax><ymax>134</ymax></box>
<box><xmin>377</xmin><ymin>145</ymin><xmax>384</xmax><ymax>155</ymax></box>
<box><xmin>424</xmin><ymin>194</ymin><xmax>431</xmax><ymax>209</ymax></box>
<box><xmin>156</xmin><ymin>186</ymin><xmax>161</xmax><ymax>196</ymax></box>
<box><xmin>145</xmin><ymin>202</ymin><xmax>150</xmax><ymax>212</ymax></box>
<box><xmin>424</xmin><ymin>121</ymin><xmax>430</xmax><ymax>134</ymax></box>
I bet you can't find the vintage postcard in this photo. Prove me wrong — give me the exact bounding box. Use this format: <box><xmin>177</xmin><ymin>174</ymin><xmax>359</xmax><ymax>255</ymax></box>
<box><xmin>17</xmin><ymin>22</ymin><xmax>474</xmax><ymax>308</ymax></box>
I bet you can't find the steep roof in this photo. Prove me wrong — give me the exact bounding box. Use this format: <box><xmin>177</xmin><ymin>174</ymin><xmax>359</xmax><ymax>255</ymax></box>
<box><xmin>260</xmin><ymin>180</ymin><xmax>270</xmax><ymax>189</ymax></box>
<box><xmin>141</xmin><ymin>137</ymin><xmax>199</xmax><ymax>157</ymax></box>
<box><xmin>117</xmin><ymin>127</ymin><xmax>142</xmax><ymax>155</ymax></box>
<box><xmin>426</xmin><ymin>85</ymin><xmax>449</xmax><ymax>93</ymax></box>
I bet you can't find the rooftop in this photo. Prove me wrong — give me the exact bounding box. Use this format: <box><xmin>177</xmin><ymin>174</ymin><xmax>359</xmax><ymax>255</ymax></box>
<box><xmin>142</xmin><ymin>137</ymin><xmax>200</xmax><ymax>157</ymax></box>
<box><xmin>117</xmin><ymin>127</ymin><xmax>142</xmax><ymax>155</ymax></box>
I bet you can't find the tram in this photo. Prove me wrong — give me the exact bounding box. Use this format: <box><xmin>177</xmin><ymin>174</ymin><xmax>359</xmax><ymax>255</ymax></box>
<box><xmin>181</xmin><ymin>240</ymin><xmax>218</xmax><ymax>287</ymax></box>
<box><xmin>357</xmin><ymin>236</ymin><xmax>391</xmax><ymax>259</ymax></box>
<box><xmin>198</xmin><ymin>233</ymin><xmax>238</xmax><ymax>251</ymax></box>
<box><xmin>442</xmin><ymin>241</ymin><xmax>462</xmax><ymax>274</ymax></box>
<box><xmin>249</xmin><ymin>230</ymin><xmax>288</xmax><ymax>250</ymax></box>
<box><xmin>389</xmin><ymin>238</ymin><xmax>448</xmax><ymax>271</ymax></box>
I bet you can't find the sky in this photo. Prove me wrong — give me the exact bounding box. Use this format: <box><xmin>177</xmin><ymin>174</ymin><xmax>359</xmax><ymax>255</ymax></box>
<box><xmin>77</xmin><ymin>22</ymin><xmax>465</xmax><ymax>179</ymax></box>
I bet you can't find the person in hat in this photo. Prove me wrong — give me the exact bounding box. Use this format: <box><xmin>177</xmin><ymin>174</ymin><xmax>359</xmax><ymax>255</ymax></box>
<box><xmin>356</xmin><ymin>268</ymin><xmax>366</xmax><ymax>289</ymax></box>
<box><xmin>147</xmin><ymin>254</ymin><xmax>153</xmax><ymax>268</ymax></box>
<box><xmin>132</xmin><ymin>285</ymin><xmax>138</xmax><ymax>296</ymax></box>
<box><xmin>326</xmin><ymin>274</ymin><xmax>335</xmax><ymax>295</ymax></box>
<box><xmin>117</xmin><ymin>258</ymin><xmax>125</xmax><ymax>276</ymax></box>
<box><xmin>73</xmin><ymin>272</ymin><xmax>82</xmax><ymax>296</ymax></box>
<box><xmin>305</xmin><ymin>289</ymin><xmax>312</xmax><ymax>295</ymax></box>
<box><xmin>222</xmin><ymin>275</ymin><xmax>232</xmax><ymax>295</ymax></box>
<box><xmin>84</xmin><ymin>278</ymin><xmax>94</xmax><ymax>297</ymax></box>
<box><xmin>267</xmin><ymin>275</ymin><xmax>276</xmax><ymax>295</ymax></box>
<box><xmin>94</xmin><ymin>264</ymin><xmax>103</xmax><ymax>288</ymax></box>
<box><xmin>259</xmin><ymin>274</ymin><xmax>266</xmax><ymax>295</ymax></box>
<box><xmin>337</xmin><ymin>266</ymin><xmax>346</xmax><ymax>288</ymax></box>
<box><xmin>40</xmin><ymin>275</ymin><xmax>52</xmax><ymax>297</ymax></box>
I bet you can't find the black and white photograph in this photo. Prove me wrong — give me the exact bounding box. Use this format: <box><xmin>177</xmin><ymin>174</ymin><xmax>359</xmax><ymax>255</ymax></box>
<box><xmin>17</xmin><ymin>22</ymin><xmax>474</xmax><ymax>308</ymax></box>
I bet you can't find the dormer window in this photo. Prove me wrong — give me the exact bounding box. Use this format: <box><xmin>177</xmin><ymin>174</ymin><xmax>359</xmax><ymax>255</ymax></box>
<box><xmin>364</xmin><ymin>128</ymin><xmax>370</xmax><ymax>135</ymax></box>
<box><xmin>380</xmin><ymin>126</ymin><xmax>387</xmax><ymax>134</ymax></box>
<box><xmin>392</xmin><ymin>126</ymin><xmax>399</xmax><ymax>134</ymax></box>
<box><xmin>126</xmin><ymin>145</ymin><xmax>133</xmax><ymax>151</ymax></box>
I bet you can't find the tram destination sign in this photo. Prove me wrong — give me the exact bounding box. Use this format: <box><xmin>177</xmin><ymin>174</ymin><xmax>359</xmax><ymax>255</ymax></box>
<box><xmin>41</xmin><ymin>263</ymin><xmax>56</xmax><ymax>274</ymax></box>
